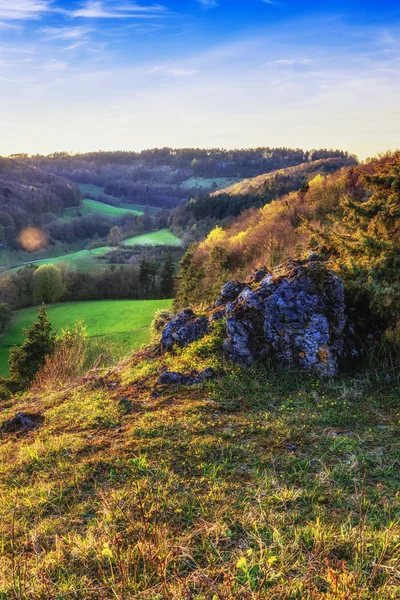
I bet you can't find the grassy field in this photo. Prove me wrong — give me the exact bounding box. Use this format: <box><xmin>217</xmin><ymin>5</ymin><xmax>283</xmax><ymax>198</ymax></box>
<box><xmin>0</xmin><ymin>299</ymin><xmax>172</xmax><ymax>376</ymax></box>
<box><xmin>0</xmin><ymin>240</ymin><xmax>90</xmax><ymax>270</ymax></box>
<box><xmin>64</xmin><ymin>199</ymin><xmax>143</xmax><ymax>219</ymax></box>
<box><xmin>181</xmin><ymin>177</ymin><xmax>243</xmax><ymax>190</ymax></box>
<box><xmin>77</xmin><ymin>183</ymin><xmax>106</xmax><ymax>198</ymax></box>
<box><xmin>10</xmin><ymin>245</ymin><xmax>113</xmax><ymax>274</ymax></box>
<box><xmin>119</xmin><ymin>203</ymin><xmax>160</xmax><ymax>216</ymax></box>
<box><xmin>123</xmin><ymin>229</ymin><xmax>182</xmax><ymax>247</ymax></box>
<box><xmin>0</xmin><ymin>322</ymin><xmax>398</xmax><ymax>598</ymax></box>
<box><xmin>4</xmin><ymin>230</ymin><xmax>181</xmax><ymax>274</ymax></box>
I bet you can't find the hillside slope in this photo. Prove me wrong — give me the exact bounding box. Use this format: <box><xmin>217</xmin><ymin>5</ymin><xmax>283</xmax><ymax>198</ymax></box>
<box><xmin>212</xmin><ymin>157</ymin><xmax>357</xmax><ymax>197</ymax></box>
<box><xmin>0</xmin><ymin>322</ymin><xmax>398</xmax><ymax>598</ymax></box>
<box><xmin>0</xmin><ymin>158</ymin><xmax>81</xmax><ymax>248</ymax></box>
<box><xmin>185</xmin><ymin>156</ymin><xmax>356</xmax><ymax>222</ymax></box>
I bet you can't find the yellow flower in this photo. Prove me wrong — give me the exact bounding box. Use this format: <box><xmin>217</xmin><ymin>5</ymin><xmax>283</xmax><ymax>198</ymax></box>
<box><xmin>101</xmin><ymin>543</ymin><xmax>113</xmax><ymax>559</ymax></box>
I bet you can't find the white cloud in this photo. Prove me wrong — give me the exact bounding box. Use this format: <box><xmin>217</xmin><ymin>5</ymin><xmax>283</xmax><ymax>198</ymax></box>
<box><xmin>0</xmin><ymin>21</ymin><xmax>22</xmax><ymax>29</ymax></box>
<box><xmin>152</xmin><ymin>65</ymin><xmax>197</xmax><ymax>77</ymax></box>
<box><xmin>0</xmin><ymin>0</ymin><xmax>51</xmax><ymax>20</ymax></box>
<box><xmin>66</xmin><ymin>1</ymin><xmax>166</xmax><ymax>19</ymax></box>
<box><xmin>273</xmin><ymin>58</ymin><xmax>312</xmax><ymax>66</ymax></box>
<box><xmin>195</xmin><ymin>0</ymin><xmax>217</xmax><ymax>7</ymax></box>
<box><xmin>40</xmin><ymin>25</ymin><xmax>94</xmax><ymax>40</ymax></box>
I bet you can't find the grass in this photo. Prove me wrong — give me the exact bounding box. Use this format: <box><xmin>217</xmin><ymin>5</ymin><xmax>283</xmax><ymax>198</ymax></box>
<box><xmin>77</xmin><ymin>183</ymin><xmax>106</xmax><ymax>198</ymax></box>
<box><xmin>9</xmin><ymin>245</ymin><xmax>113</xmax><ymax>274</ymax></box>
<box><xmin>119</xmin><ymin>203</ymin><xmax>160</xmax><ymax>216</ymax></box>
<box><xmin>123</xmin><ymin>229</ymin><xmax>182</xmax><ymax>247</ymax></box>
<box><xmin>0</xmin><ymin>323</ymin><xmax>398</xmax><ymax>598</ymax></box>
<box><xmin>0</xmin><ymin>240</ymin><xmax>90</xmax><ymax>270</ymax></box>
<box><xmin>64</xmin><ymin>199</ymin><xmax>143</xmax><ymax>219</ymax></box>
<box><xmin>181</xmin><ymin>177</ymin><xmax>243</xmax><ymax>190</ymax></box>
<box><xmin>2</xmin><ymin>229</ymin><xmax>181</xmax><ymax>274</ymax></box>
<box><xmin>0</xmin><ymin>299</ymin><xmax>172</xmax><ymax>377</ymax></box>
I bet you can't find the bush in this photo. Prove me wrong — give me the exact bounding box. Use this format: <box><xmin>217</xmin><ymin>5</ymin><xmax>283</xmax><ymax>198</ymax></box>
<box><xmin>8</xmin><ymin>305</ymin><xmax>55</xmax><ymax>390</ymax></box>
<box><xmin>150</xmin><ymin>308</ymin><xmax>174</xmax><ymax>343</ymax></box>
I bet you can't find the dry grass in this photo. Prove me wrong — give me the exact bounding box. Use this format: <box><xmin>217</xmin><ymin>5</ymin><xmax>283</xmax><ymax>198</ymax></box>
<box><xmin>0</xmin><ymin>325</ymin><xmax>399</xmax><ymax>598</ymax></box>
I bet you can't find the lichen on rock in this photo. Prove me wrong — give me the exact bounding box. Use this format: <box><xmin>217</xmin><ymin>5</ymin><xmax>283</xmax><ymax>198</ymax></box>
<box><xmin>161</xmin><ymin>258</ymin><xmax>351</xmax><ymax>377</ymax></box>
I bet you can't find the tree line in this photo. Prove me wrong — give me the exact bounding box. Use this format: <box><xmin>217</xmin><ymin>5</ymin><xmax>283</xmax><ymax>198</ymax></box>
<box><xmin>0</xmin><ymin>251</ymin><xmax>177</xmax><ymax>313</ymax></box>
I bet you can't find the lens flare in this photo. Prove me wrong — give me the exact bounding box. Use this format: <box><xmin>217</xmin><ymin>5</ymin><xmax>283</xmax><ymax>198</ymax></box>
<box><xmin>19</xmin><ymin>228</ymin><xmax>48</xmax><ymax>252</ymax></box>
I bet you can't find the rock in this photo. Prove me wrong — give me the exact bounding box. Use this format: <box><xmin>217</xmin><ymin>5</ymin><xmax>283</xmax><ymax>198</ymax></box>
<box><xmin>1</xmin><ymin>412</ymin><xmax>44</xmax><ymax>434</ymax></box>
<box><xmin>215</xmin><ymin>281</ymin><xmax>248</xmax><ymax>307</ymax></box>
<box><xmin>158</xmin><ymin>368</ymin><xmax>216</xmax><ymax>386</ymax></box>
<box><xmin>161</xmin><ymin>308</ymin><xmax>209</xmax><ymax>350</ymax></box>
<box><xmin>209</xmin><ymin>308</ymin><xmax>226</xmax><ymax>322</ymax></box>
<box><xmin>224</xmin><ymin>260</ymin><xmax>347</xmax><ymax>376</ymax></box>
<box><xmin>248</xmin><ymin>266</ymin><xmax>270</xmax><ymax>283</ymax></box>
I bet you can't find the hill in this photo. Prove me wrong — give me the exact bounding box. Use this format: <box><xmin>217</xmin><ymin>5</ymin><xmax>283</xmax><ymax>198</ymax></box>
<box><xmin>0</xmin><ymin>299</ymin><xmax>398</xmax><ymax>598</ymax></box>
<box><xmin>185</xmin><ymin>156</ymin><xmax>357</xmax><ymax>222</ymax></box>
<box><xmin>0</xmin><ymin>157</ymin><xmax>81</xmax><ymax>248</ymax></box>
<box><xmin>25</xmin><ymin>147</ymin><xmax>353</xmax><ymax>210</ymax></box>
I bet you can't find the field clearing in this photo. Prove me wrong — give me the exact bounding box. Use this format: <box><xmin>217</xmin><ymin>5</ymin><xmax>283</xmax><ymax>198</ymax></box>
<box><xmin>77</xmin><ymin>183</ymin><xmax>106</xmax><ymax>198</ymax></box>
<box><xmin>0</xmin><ymin>299</ymin><xmax>172</xmax><ymax>376</ymax></box>
<box><xmin>9</xmin><ymin>245</ymin><xmax>112</xmax><ymax>274</ymax></box>
<box><xmin>64</xmin><ymin>199</ymin><xmax>142</xmax><ymax>219</ymax></box>
<box><xmin>119</xmin><ymin>203</ymin><xmax>160</xmax><ymax>216</ymax></box>
<box><xmin>0</xmin><ymin>240</ymin><xmax>89</xmax><ymax>270</ymax></box>
<box><xmin>181</xmin><ymin>177</ymin><xmax>243</xmax><ymax>190</ymax></box>
<box><xmin>123</xmin><ymin>229</ymin><xmax>182</xmax><ymax>247</ymax></box>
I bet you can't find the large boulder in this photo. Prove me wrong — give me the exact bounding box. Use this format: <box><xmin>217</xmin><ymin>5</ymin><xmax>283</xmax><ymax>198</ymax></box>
<box><xmin>161</xmin><ymin>308</ymin><xmax>209</xmax><ymax>350</ymax></box>
<box><xmin>161</xmin><ymin>259</ymin><xmax>350</xmax><ymax>377</ymax></box>
<box><xmin>224</xmin><ymin>260</ymin><xmax>347</xmax><ymax>376</ymax></box>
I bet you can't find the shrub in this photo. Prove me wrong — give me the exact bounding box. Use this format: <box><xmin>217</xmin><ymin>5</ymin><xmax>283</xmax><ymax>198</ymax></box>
<box><xmin>8</xmin><ymin>305</ymin><xmax>55</xmax><ymax>390</ymax></box>
<box><xmin>150</xmin><ymin>308</ymin><xmax>174</xmax><ymax>343</ymax></box>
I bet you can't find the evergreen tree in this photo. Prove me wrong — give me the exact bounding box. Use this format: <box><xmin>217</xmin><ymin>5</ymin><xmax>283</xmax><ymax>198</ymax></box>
<box><xmin>320</xmin><ymin>157</ymin><xmax>400</xmax><ymax>325</ymax></box>
<box><xmin>160</xmin><ymin>253</ymin><xmax>175</xmax><ymax>298</ymax></box>
<box><xmin>139</xmin><ymin>257</ymin><xmax>151</xmax><ymax>297</ymax></box>
<box><xmin>8</xmin><ymin>305</ymin><xmax>55</xmax><ymax>389</ymax></box>
<box><xmin>174</xmin><ymin>245</ymin><xmax>203</xmax><ymax>309</ymax></box>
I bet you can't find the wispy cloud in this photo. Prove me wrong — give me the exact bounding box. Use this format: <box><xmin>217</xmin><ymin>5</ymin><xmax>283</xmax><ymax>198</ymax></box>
<box><xmin>65</xmin><ymin>1</ymin><xmax>166</xmax><ymax>19</ymax></box>
<box><xmin>195</xmin><ymin>0</ymin><xmax>218</xmax><ymax>7</ymax></box>
<box><xmin>40</xmin><ymin>25</ymin><xmax>94</xmax><ymax>40</ymax></box>
<box><xmin>152</xmin><ymin>65</ymin><xmax>197</xmax><ymax>77</ymax></box>
<box><xmin>273</xmin><ymin>58</ymin><xmax>312</xmax><ymax>66</ymax></box>
<box><xmin>0</xmin><ymin>21</ymin><xmax>22</xmax><ymax>29</ymax></box>
<box><xmin>0</xmin><ymin>0</ymin><xmax>51</xmax><ymax>20</ymax></box>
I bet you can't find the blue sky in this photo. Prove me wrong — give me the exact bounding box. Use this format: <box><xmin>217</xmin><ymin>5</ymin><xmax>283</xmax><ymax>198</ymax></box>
<box><xmin>0</xmin><ymin>0</ymin><xmax>399</xmax><ymax>157</ymax></box>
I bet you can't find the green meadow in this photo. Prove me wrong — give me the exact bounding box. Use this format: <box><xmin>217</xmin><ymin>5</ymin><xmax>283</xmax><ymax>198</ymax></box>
<box><xmin>77</xmin><ymin>183</ymin><xmax>106</xmax><ymax>198</ymax></box>
<box><xmin>123</xmin><ymin>229</ymin><xmax>182</xmax><ymax>247</ymax></box>
<box><xmin>0</xmin><ymin>299</ymin><xmax>172</xmax><ymax>376</ymax></box>
<box><xmin>64</xmin><ymin>199</ymin><xmax>143</xmax><ymax>219</ymax></box>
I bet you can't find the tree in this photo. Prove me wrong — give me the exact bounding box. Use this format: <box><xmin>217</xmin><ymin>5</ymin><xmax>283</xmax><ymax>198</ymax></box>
<box><xmin>160</xmin><ymin>253</ymin><xmax>175</xmax><ymax>298</ymax></box>
<box><xmin>320</xmin><ymin>157</ymin><xmax>400</xmax><ymax>327</ymax></box>
<box><xmin>0</xmin><ymin>303</ymin><xmax>12</xmax><ymax>336</ymax></box>
<box><xmin>107</xmin><ymin>226</ymin><xmax>123</xmax><ymax>246</ymax></box>
<box><xmin>139</xmin><ymin>257</ymin><xmax>151</xmax><ymax>296</ymax></box>
<box><xmin>8</xmin><ymin>305</ymin><xmax>55</xmax><ymax>389</ymax></box>
<box><xmin>33</xmin><ymin>264</ymin><xmax>64</xmax><ymax>305</ymax></box>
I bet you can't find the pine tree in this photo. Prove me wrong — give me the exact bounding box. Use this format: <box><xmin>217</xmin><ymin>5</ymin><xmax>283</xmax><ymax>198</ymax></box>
<box><xmin>174</xmin><ymin>245</ymin><xmax>204</xmax><ymax>309</ymax></box>
<box><xmin>160</xmin><ymin>253</ymin><xmax>175</xmax><ymax>298</ymax></box>
<box><xmin>8</xmin><ymin>305</ymin><xmax>55</xmax><ymax>389</ymax></box>
<box><xmin>139</xmin><ymin>257</ymin><xmax>151</xmax><ymax>297</ymax></box>
<box><xmin>321</xmin><ymin>157</ymin><xmax>400</xmax><ymax>324</ymax></box>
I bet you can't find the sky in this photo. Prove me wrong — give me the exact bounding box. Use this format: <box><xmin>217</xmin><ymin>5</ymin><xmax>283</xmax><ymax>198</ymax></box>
<box><xmin>0</xmin><ymin>0</ymin><xmax>400</xmax><ymax>158</ymax></box>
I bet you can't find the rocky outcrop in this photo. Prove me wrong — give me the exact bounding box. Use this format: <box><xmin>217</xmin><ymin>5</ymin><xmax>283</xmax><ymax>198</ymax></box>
<box><xmin>161</xmin><ymin>308</ymin><xmax>209</xmax><ymax>350</ymax></box>
<box><xmin>223</xmin><ymin>261</ymin><xmax>347</xmax><ymax>376</ymax></box>
<box><xmin>161</xmin><ymin>258</ymin><xmax>351</xmax><ymax>377</ymax></box>
<box><xmin>158</xmin><ymin>368</ymin><xmax>216</xmax><ymax>386</ymax></box>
